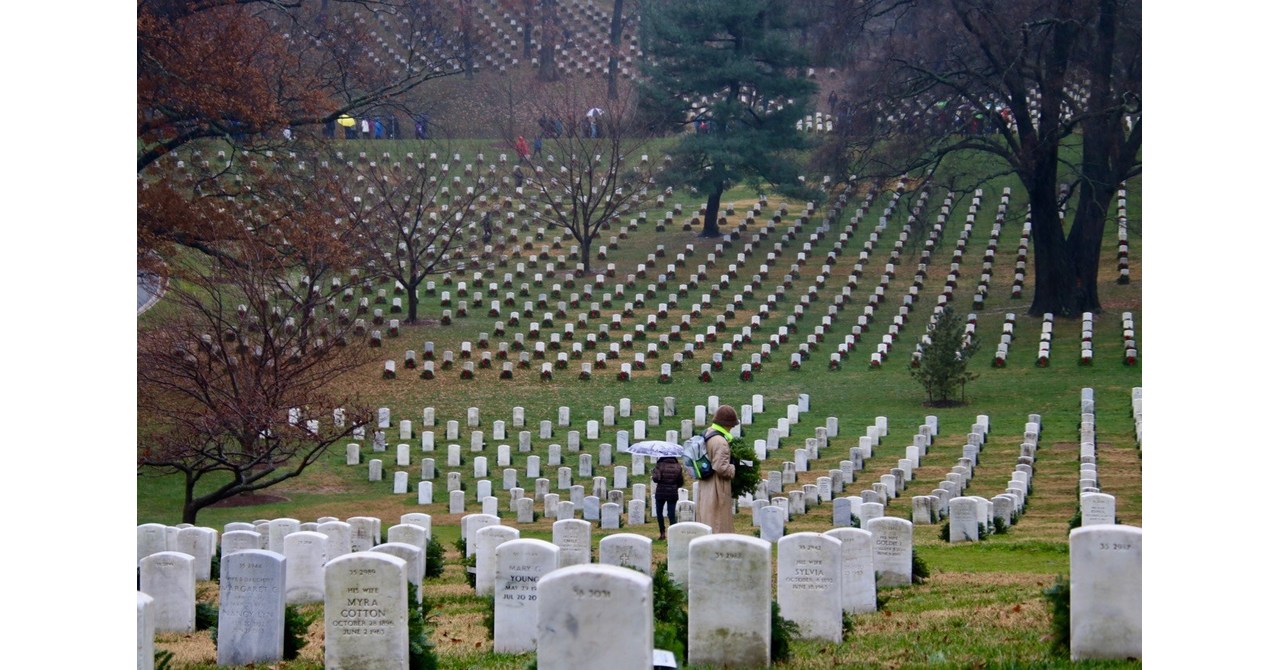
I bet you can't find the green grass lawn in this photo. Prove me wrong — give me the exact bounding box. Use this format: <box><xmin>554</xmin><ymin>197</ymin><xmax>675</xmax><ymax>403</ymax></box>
<box><xmin>139</xmin><ymin>153</ymin><xmax>1142</xmax><ymax>668</ymax></box>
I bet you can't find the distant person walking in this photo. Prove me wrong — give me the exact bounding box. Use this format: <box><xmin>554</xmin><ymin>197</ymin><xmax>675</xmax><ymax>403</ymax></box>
<box><xmin>515</xmin><ymin>135</ymin><xmax>530</xmax><ymax>162</ymax></box>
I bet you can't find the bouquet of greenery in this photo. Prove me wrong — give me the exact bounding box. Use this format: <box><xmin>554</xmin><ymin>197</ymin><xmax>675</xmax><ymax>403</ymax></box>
<box><xmin>728</xmin><ymin>436</ymin><xmax>761</xmax><ymax>498</ymax></box>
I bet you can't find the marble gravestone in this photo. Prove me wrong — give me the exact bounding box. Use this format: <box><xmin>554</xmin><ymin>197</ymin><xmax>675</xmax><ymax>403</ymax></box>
<box><xmin>823</xmin><ymin>528</ymin><xmax>877</xmax><ymax>614</ymax></box>
<box><xmin>284</xmin><ymin>531</ymin><xmax>329</xmax><ymax>605</ymax></box>
<box><xmin>866</xmin><ymin>517</ymin><xmax>912</xmax><ymax>587</ymax></box>
<box><xmin>665</xmin><ymin>522</ymin><xmax>711</xmax><ymax>586</ymax></box>
<box><xmin>140</xmin><ymin>552</ymin><xmax>196</xmax><ymax>633</ymax></box>
<box><xmin>687</xmin><ymin>534</ymin><xmax>773</xmax><ymax>668</ymax></box>
<box><xmin>777</xmin><ymin>533</ymin><xmax>842</xmax><ymax>641</ymax></box>
<box><xmin>324</xmin><ymin>552</ymin><xmax>409</xmax><ymax>669</ymax></box>
<box><xmin>599</xmin><ymin>533</ymin><xmax>652</xmax><ymax>575</ymax></box>
<box><xmin>216</xmin><ymin>549</ymin><xmax>286</xmax><ymax>666</ymax></box>
<box><xmin>1070</xmin><ymin>525</ymin><xmax>1141</xmax><ymax>660</ymax></box>
<box><xmin>493</xmin><ymin>539</ymin><xmax>561</xmax><ymax>653</ymax></box>
<box><xmin>536</xmin><ymin>564</ymin><xmax>653</xmax><ymax>670</ymax></box>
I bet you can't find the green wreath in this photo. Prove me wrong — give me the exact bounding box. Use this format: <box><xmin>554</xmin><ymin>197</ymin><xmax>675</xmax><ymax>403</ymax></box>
<box><xmin>728</xmin><ymin>437</ymin><xmax>762</xmax><ymax>499</ymax></box>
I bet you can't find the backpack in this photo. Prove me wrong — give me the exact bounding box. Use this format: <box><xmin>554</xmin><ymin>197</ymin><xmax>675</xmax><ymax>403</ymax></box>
<box><xmin>682</xmin><ymin>430</ymin><xmax>716</xmax><ymax>480</ymax></box>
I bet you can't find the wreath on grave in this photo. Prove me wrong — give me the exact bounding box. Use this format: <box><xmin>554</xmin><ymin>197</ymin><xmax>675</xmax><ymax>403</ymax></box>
<box><xmin>729</xmin><ymin>437</ymin><xmax>761</xmax><ymax>499</ymax></box>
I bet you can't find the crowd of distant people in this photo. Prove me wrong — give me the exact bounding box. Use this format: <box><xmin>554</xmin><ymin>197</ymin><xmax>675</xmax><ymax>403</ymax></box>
<box><xmin>321</xmin><ymin>113</ymin><xmax>435</xmax><ymax>140</ymax></box>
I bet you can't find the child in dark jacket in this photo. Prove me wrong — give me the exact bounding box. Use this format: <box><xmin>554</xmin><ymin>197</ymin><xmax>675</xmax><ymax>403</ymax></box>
<box><xmin>651</xmin><ymin>456</ymin><xmax>685</xmax><ymax>540</ymax></box>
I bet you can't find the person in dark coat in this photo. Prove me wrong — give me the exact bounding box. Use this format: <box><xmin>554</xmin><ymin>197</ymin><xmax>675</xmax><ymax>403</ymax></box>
<box><xmin>651</xmin><ymin>456</ymin><xmax>685</xmax><ymax>540</ymax></box>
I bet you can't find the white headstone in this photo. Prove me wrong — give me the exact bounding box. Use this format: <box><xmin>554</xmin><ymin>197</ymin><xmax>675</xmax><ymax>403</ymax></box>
<box><xmin>687</xmin><ymin>534</ymin><xmax>773</xmax><ymax>667</ymax></box>
<box><xmin>476</xmin><ymin>525</ymin><xmax>521</xmax><ymax>596</ymax></box>
<box><xmin>666</xmin><ymin>522</ymin><xmax>712</xmax><ymax>585</ymax></box>
<box><xmin>552</xmin><ymin>518</ymin><xmax>592</xmax><ymax>567</ymax></box>
<box><xmin>493</xmin><ymin>538</ymin><xmax>561</xmax><ymax>653</ymax></box>
<box><xmin>323</xmin><ymin>552</ymin><xmax>409</xmax><ymax>669</ymax></box>
<box><xmin>1070</xmin><ymin>525</ymin><xmax>1142</xmax><ymax>660</ymax></box>
<box><xmin>777</xmin><ymin>533</ymin><xmax>843</xmax><ymax>641</ymax></box>
<box><xmin>216</xmin><ymin>549</ymin><xmax>286</xmax><ymax>666</ymax></box>
<box><xmin>536</xmin><ymin>564</ymin><xmax>653</xmax><ymax>670</ymax></box>
<box><xmin>867</xmin><ymin>517</ymin><xmax>913</xmax><ymax>587</ymax></box>
<box><xmin>284</xmin><ymin>531</ymin><xmax>329</xmax><ymax>605</ymax></box>
<box><xmin>599</xmin><ymin>533</ymin><xmax>652</xmax><ymax>575</ymax></box>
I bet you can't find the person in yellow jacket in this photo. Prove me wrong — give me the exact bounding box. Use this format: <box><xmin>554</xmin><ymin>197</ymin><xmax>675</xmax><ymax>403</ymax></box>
<box><xmin>696</xmin><ymin>405</ymin><xmax>738</xmax><ymax>534</ymax></box>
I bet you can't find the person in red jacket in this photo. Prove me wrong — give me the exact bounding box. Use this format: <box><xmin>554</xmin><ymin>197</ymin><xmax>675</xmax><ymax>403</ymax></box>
<box><xmin>651</xmin><ymin>456</ymin><xmax>685</xmax><ymax>540</ymax></box>
<box><xmin>515</xmin><ymin>135</ymin><xmax>530</xmax><ymax>162</ymax></box>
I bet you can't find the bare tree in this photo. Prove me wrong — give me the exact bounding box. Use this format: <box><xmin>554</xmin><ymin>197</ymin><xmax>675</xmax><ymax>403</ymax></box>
<box><xmin>326</xmin><ymin>142</ymin><xmax>501</xmax><ymax>322</ymax></box>
<box><xmin>513</xmin><ymin>89</ymin><xmax>660</xmax><ymax>274</ymax></box>
<box><xmin>138</xmin><ymin>188</ymin><xmax>376</xmax><ymax>523</ymax></box>
<box><xmin>138</xmin><ymin>0</ymin><xmax>467</xmax><ymax>263</ymax></box>
<box><xmin>821</xmin><ymin>0</ymin><xmax>1140</xmax><ymax>316</ymax></box>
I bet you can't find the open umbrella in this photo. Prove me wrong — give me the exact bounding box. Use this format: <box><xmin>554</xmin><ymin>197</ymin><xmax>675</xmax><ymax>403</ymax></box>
<box><xmin>622</xmin><ymin>440</ymin><xmax>686</xmax><ymax>458</ymax></box>
<box><xmin>337</xmin><ymin>114</ymin><xmax>356</xmax><ymax>128</ymax></box>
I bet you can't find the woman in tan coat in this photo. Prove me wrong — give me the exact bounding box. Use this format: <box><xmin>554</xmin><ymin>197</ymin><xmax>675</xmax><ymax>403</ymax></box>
<box><xmin>696</xmin><ymin>405</ymin><xmax>738</xmax><ymax>534</ymax></box>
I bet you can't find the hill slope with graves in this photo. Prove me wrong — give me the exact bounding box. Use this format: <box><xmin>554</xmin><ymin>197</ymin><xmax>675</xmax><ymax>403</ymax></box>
<box><xmin>138</xmin><ymin>131</ymin><xmax>1142</xmax><ymax>668</ymax></box>
<box><xmin>287</xmin><ymin>0</ymin><xmax>846</xmax><ymax>138</ymax></box>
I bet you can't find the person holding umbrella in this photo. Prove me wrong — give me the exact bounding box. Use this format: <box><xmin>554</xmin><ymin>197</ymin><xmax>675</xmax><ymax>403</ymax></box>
<box><xmin>651</xmin><ymin>456</ymin><xmax>684</xmax><ymax>541</ymax></box>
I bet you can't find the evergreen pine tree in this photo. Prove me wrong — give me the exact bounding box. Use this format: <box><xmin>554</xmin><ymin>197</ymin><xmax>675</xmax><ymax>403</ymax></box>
<box><xmin>637</xmin><ymin>0</ymin><xmax>819</xmax><ymax>236</ymax></box>
<box><xmin>910</xmin><ymin>307</ymin><xmax>980</xmax><ymax>406</ymax></box>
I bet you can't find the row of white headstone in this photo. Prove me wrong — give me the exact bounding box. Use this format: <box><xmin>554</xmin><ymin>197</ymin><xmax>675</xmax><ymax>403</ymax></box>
<box><xmin>424</xmin><ymin>177</ymin><xmax>942</xmax><ymax>381</ymax></box>
<box><xmin>993</xmin><ymin>311</ymin><xmax>1017</xmax><ymax>365</ymax></box>
<box><xmin>384</xmin><ymin>401</ymin><xmax>828</xmax><ymax>518</ymax></box>
<box><xmin>1116</xmin><ymin>184</ymin><xmax>1131</xmax><ymax>282</ymax></box>
<box><xmin>1078</xmin><ymin>388</ymin><xmax>1115</xmax><ymax>524</ymax></box>
<box><xmin>1069</xmin><ymin>386</ymin><xmax>1141</xmax><ymax>659</ymax></box>
<box><xmin>137</xmin><ymin>513</ymin><xmax>914</xmax><ymax>669</ymax></box>
<box><xmin>1132</xmin><ymin>386</ymin><xmax>1142</xmax><ymax>447</ymax></box>
<box><xmin>971</xmin><ymin>188</ymin><xmax>1012</xmax><ymax>310</ymax></box>
<box><xmin>1011</xmin><ymin>212</ymin><xmax>1031</xmax><ymax>298</ymax></box>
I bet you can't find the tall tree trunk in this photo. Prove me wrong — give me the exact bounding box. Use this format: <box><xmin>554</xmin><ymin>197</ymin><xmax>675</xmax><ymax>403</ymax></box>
<box><xmin>182</xmin><ymin>474</ymin><xmax>200</xmax><ymax>524</ymax></box>
<box><xmin>407</xmin><ymin>279</ymin><xmax>420</xmax><ymax>323</ymax></box>
<box><xmin>1024</xmin><ymin>4</ymin><xmax>1078</xmax><ymax>318</ymax></box>
<box><xmin>1027</xmin><ymin>176</ymin><xmax>1076</xmax><ymax>317</ymax></box>
<box><xmin>1067</xmin><ymin>182</ymin><xmax>1111</xmax><ymax>314</ymax></box>
<box><xmin>1066</xmin><ymin>0</ymin><xmax>1122</xmax><ymax>315</ymax></box>
<box><xmin>701</xmin><ymin>184</ymin><xmax>723</xmax><ymax>238</ymax></box>
<box><xmin>607</xmin><ymin>0</ymin><xmax>624</xmax><ymax>100</ymax></box>
<box><xmin>538</xmin><ymin>0</ymin><xmax>558</xmax><ymax>81</ymax></box>
<box><xmin>579</xmin><ymin>235</ymin><xmax>593</xmax><ymax>274</ymax></box>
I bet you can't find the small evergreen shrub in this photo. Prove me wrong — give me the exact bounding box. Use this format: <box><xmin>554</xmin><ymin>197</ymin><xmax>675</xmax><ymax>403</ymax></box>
<box><xmin>771</xmin><ymin>601</ymin><xmax>800</xmax><ymax>663</ymax></box>
<box><xmin>424</xmin><ymin>538</ymin><xmax>447</xmax><ymax>580</ymax></box>
<box><xmin>911</xmin><ymin>550</ymin><xmax>930</xmax><ymax>584</ymax></box>
<box><xmin>1042</xmin><ymin>575</ymin><xmax>1070</xmax><ymax>655</ymax></box>
<box><xmin>483</xmin><ymin>595</ymin><xmax>496</xmax><ymax>641</ymax></box>
<box><xmin>284</xmin><ymin>604</ymin><xmax>318</xmax><ymax>660</ymax></box>
<box><xmin>463</xmin><ymin>553</ymin><xmax>477</xmax><ymax>589</ymax></box>
<box><xmin>195</xmin><ymin>602</ymin><xmax>218</xmax><ymax>631</ymax></box>
<box><xmin>408</xmin><ymin>585</ymin><xmax>440</xmax><ymax>670</ymax></box>
<box><xmin>651</xmin><ymin>565</ymin><xmax>688</xmax><ymax>662</ymax></box>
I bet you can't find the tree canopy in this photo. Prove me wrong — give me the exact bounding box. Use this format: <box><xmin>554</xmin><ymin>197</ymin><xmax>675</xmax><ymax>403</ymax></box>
<box><xmin>822</xmin><ymin>0</ymin><xmax>1141</xmax><ymax>316</ymax></box>
<box><xmin>637</xmin><ymin>0</ymin><xmax>820</xmax><ymax>236</ymax></box>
